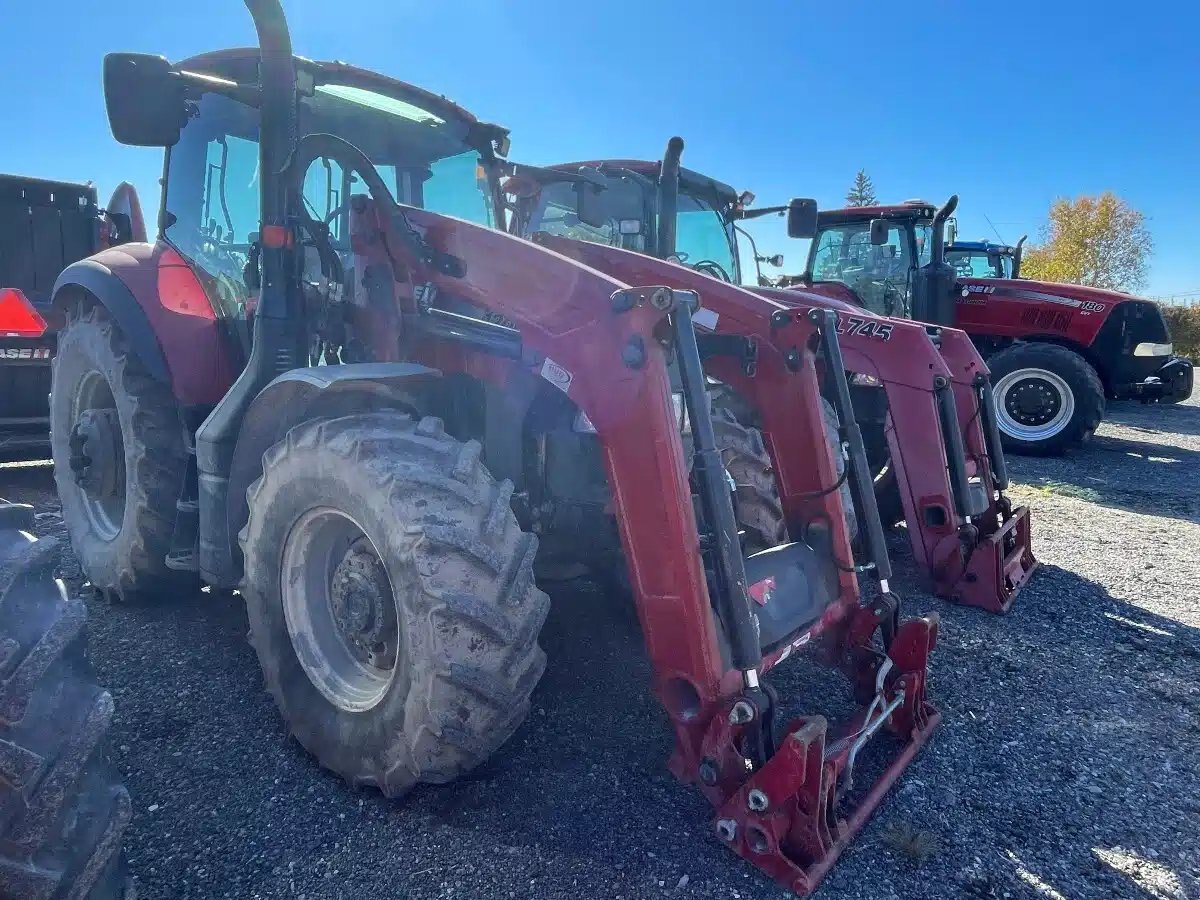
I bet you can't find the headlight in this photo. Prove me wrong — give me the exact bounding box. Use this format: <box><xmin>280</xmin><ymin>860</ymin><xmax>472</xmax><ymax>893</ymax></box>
<box><xmin>1133</xmin><ymin>342</ymin><xmax>1173</xmax><ymax>357</ymax></box>
<box><xmin>572</xmin><ymin>409</ymin><xmax>597</xmax><ymax>433</ymax></box>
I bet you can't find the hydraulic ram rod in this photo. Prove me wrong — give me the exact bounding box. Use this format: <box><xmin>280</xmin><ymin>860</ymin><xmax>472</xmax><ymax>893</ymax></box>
<box><xmin>807</xmin><ymin>308</ymin><xmax>893</xmax><ymax>589</ymax></box>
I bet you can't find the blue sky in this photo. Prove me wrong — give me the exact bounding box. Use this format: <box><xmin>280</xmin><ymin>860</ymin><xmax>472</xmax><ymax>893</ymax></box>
<box><xmin>5</xmin><ymin>0</ymin><xmax>1197</xmax><ymax>298</ymax></box>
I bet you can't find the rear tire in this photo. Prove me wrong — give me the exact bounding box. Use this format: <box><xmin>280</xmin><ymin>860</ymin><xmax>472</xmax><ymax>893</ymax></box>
<box><xmin>239</xmin><ymin>412</ymin><xmax>550</xmax><ymax>796</ymax></box>
<box><xmin>988</xmin><ymin>342</ymin><xmax>1105</xmax><ymax>456</ymax></box>
<box><xmin>710</xmin><ymin>408</ymin><xmax>788</xmax><ymax>554</ymax></box>
<box><xmin>0</xmin><ymin>503</ymin><xmax>132</xmax><ymax>900</ymax></box>
<box><xmin>51</xmin><ymin>302</ymin><xmax>192</xmax><ymax>602</ymax></box>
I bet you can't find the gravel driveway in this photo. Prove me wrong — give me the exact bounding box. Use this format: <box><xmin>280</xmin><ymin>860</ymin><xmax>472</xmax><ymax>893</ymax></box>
<box><xmin>4</xmin><ymin>396</ymin><xmax>1198</xmax><ymax>900</ymax></box>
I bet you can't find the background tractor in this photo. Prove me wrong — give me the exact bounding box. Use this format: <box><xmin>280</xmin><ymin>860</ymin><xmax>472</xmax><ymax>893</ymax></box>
<box><xmin>0</xmin><ymin>175</ymin><xmax>146</xmax><ymax>458</ymax></box>
<box><xmin>45</xmin><ymin>1</ymin><xmax>940</xmax><ymax>893</ymax></box>
<box><xmin>946</xmin><ymin>236</ymin><xmax>1027</xmax><ymax>280</ymax></box>
<box><xmin>506</xmin><ymin>150</ymin><xmax>1036</xmax><ymax>614</ymax></box>
<box><xmin>788</xmin><ymin>201</ymin><xmax>1194</xmax><ymax>455</ymax></box>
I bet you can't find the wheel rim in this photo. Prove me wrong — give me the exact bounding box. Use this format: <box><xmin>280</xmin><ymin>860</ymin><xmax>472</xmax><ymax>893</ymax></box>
<box><xmin>68</xmin><ymin>372</ymin><xmax>126</xmax><ymax>541</ymax></box>
<box><xmin>280</xmin><ymin>508</ymin><xmax>400</xmax><ymax>713</ymax></box>
<box><xmin>994</xmin><ymin>367</ymin><xmax>1076</xmax><ymax>442</ymax></box>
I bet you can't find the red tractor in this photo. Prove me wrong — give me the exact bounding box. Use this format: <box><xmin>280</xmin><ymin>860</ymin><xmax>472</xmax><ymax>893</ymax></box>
<box><xmin>47</xmin><ymin>1</ymin><xmax>940</xmax><ymax>893</ymax></box>
<box><xmin>504</xmin><ymin>150</ymin><xmax>1036</xmax><ymax>614</ymax></box>
<box><xmin>789</xmin><ymin>201</ymin><xmax>1194</xmax><ymax>455</ymax></box>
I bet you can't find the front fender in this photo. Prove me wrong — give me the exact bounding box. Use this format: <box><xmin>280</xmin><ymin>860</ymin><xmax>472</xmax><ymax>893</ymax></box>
<box><xmin>223</xmin><ymin>363</ymin><xmax>441</xmax><ymax>577</ymax></box>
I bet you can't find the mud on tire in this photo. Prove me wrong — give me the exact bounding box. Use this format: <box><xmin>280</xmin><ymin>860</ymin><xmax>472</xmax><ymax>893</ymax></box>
<box><xmin>239</xmin><ymin>412</ymin><xmax>550</xmax><ymax>796</ymax></box>
<box><xmin>51</xmin><ymin>302</ymin><xmax>192</xmax><ymax>602</ymax></box>
<box><xmin>0</xmin><ymin>504</ymin><xmax>132</xmax><ymax>900</ymax></box>
<box><xmin>710</xmin><ymin>408</ymin><xmax>788</xmax><ymax>554</ymax></box>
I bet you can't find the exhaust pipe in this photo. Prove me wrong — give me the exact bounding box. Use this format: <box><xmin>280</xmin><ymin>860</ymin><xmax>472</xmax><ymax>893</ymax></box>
<box><xmin>929</xmin><ymin>194</ymin><xmax>958</xmax><ymax>266</ymax></box>
<box><xmin>657</xmin><ymin>136</ymin><xmax>684</xmax><ymax>258</ymax></box>
<box><xmin>195</xmin><ymin>0</ymin><xmax>302</xmax><ymax>585</ymax></box>
<box><xmin>1013</xmin><ymin>234</ymin><xmax>1027</xmax><ymax>279</ymax></box>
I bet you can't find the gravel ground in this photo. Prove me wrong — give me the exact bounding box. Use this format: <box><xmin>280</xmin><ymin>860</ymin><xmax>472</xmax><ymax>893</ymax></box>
<box><xmin>4</xmin><ymin>396</ymin><xmax>1199</xmax><ymax>900</ymax></box>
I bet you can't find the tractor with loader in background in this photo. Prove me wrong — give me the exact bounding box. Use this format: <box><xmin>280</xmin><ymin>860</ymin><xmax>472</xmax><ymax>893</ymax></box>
<box><xmin>46</xmin><ymin>0</ymin><xmax>941</xmax><ymax>893</ymax></box>
<box><xmin>783</xmin><ymin>201</ymin><xmax>1194</xmax><ymax>455</ymax></box>
<box><xmin>504</xmin><ymin>148</ymin><xmax>1036</xmax><ymax>614</ymax></box>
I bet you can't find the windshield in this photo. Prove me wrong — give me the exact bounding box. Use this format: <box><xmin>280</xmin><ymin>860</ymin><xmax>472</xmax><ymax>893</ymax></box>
<box><xmin>675</xmin><ymin>191</ymin><xmax>739</xmax><ymax>282</ymax></box>
<box><xmin>163</xmin><ymin>85</ymin><xmax>496</xmax><ymax>326</ymax></box>
<box><xmin>522</xmin><ymin>170</ymin><xmax>739</xmax><ymax>281</ymax></box>
<box><xmin>808</xmin><ymin>220</ymin><xmax>917</xmax><ymax>317</ymax></box>
<box><xmin>524</xmin><ymin>174</ymin><xmax>648</xmax><ymax>251</ymax></box>
<box><xmin>947</xmin><ymin>248</ymin><xmax>1013</xmax><ymax>278</ymax></box>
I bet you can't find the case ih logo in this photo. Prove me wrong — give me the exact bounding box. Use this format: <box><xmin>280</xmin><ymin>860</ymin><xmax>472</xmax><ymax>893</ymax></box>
<box><xmin>0</xmin><ymin>347</ymin><xmax>51</xmax><ymax>360</ymax></box>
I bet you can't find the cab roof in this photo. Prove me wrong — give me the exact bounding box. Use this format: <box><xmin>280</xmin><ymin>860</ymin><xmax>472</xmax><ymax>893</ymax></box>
<box><xmin>546</xmin><ymin>159</ymin><xmax>740</xmax><ymax>205</ymax></box>
<box><xmin>818</xmin><ymin>201</ymin><xmax>937</xmax><ymax>225</ymax></box>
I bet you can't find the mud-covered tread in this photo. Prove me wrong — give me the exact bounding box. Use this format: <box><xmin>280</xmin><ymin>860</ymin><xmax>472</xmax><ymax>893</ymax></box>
<box><xmin>239</xmin><ymin>413</ymin><xmax>549</xmax><ymax>796</ymax></box>
<box><xmin>709</xmin><ymin>407</ymin><xmax>788</xmax><ymax>553</ymax></box>
<box><xmin>0</xmin><ymin>504</ymin><xmax>132</xmax><ymax>900</ymax></box>
<box><xmin>51</xmin><ymin>301</ymin><xmax>193</xmax><ymax>602</ymax></box>
<box><xmin>987</xmin><ymin>342</ymin><xmax>1106</xmax><ymax>456</ymax></box>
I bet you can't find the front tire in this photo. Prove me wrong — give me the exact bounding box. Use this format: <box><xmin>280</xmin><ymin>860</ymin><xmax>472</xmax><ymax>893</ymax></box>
<box><xmin>988</xmin><ymin>343</ymin><xmax>1105</xmax><ymax>456</ymax></box>
<box><xmin>51</xmin><ymin>302</ymin><xmax>191</xmax><ymax>602</ymax></box>
<box><xmin>0</xmin><ymin>504</ymin><xmax>132</xmax><ymax>899</ymax></box>
<box><xmin>239</xmin><ymin>412</ymin><xmax>550</xmax><ymax>797</ymax></box>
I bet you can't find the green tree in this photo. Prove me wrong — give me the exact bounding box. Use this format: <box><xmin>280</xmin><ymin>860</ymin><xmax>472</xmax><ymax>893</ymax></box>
<box><xmin>845</xmin><ymin>169</ymin><xmax>878</xmax><ymax>207</ymax></box>
<box><xmin>1021</xmin><ymin>192</ymin><xmax>1152</xmax><ymax>291</ymax></box>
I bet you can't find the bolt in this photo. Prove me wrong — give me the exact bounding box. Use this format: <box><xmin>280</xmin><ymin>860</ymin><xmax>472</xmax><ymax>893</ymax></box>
<box><xmin>729</xmin><ymin>700</ymin><xmax>755</xmax><ymax>725</ymax></box>
<box><xmin>716</xmin><ymin>819</ymin><xmax>738</xmax><ymax>842</ymax></box>
<box><xmin>747</xmin><ymin>789</ymin><xmax>769</xmax><ymax>812</ymax></box>
<box><xmin>698</xmin><ymin>759</ymin><xmax>718</xmax><ymax>785</ymax></box>
<box><xmin>650</xmin><ymin>288</ymin><xmax>674</xmax><ymax>311</ymax></box>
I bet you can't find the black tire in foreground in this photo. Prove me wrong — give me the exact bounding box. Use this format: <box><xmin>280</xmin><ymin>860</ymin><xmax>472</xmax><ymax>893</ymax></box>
<box><xmin>0</xmin><ymin>503</ymin><xmax>132</xmax><ymax>900</ymax></box>
<box><xmin>239</xmin><ymin>412</ymin><xmax>550</xmax><ymax>797</ymax></box>
<box><xmin>51</xmin><ymin>301</ymin><xmax>192</xmax><ymax>603</ymax></box>
<box><xmin>987</xmin><ymin>342</ymin><xmax>1105</xmax><ymax>456</ymax></box>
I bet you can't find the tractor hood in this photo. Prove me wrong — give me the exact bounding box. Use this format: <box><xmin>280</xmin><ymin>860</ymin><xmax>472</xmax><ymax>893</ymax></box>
<box><xmin>752</xmin><ymin>284</ymin><xmax>866</xmax><ymax>315</ymax></box>
<box><xmin>958</xmin><ymin>277</ymin><xmax>1146</xmax><ymax>312</ymax></box>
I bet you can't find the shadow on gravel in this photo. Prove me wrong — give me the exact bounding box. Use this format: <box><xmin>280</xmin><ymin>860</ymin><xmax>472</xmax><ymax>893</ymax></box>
<box><xmin>922</xmin><ymin>560</ymin><xmax>1200</xmax><ymax>900</ymax></box>
<box><xmin>1108</xmin><ymin>399</ymin><xmax>1200</xmax><ymax>437</ymax></box>
<box><xmin>1010</xmin><ymin>431</ymin><xmax>1200</xmax><ymax>525</ymax></box>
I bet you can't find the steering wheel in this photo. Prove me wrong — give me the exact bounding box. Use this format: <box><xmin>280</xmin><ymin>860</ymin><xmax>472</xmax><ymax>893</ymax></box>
<box><xmin>693</xmin><ymin>260</ymin><xmax>732</xmax><ymax>282</ymax></box>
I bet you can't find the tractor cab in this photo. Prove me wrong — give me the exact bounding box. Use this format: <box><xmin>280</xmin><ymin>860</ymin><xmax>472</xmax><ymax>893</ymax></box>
<box><xmin>946</xmin><ymin>237</ymin><xmax>1027</xmax><ymax>279</ymax></box>
<box><xmin>795</xmin><ymin>199</ymin><xmax>959</xmax><ymax>326</ymax></box>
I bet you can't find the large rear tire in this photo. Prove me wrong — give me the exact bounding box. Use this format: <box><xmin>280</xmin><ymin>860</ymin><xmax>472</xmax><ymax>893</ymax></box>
<box><xmin>710</xmin><ymin>407</ymin><xmax>788</xmax><ymax>554</ymax></box>
<box><xmin>239</xmin><ymin>412</ymin><xmax>550</xmax><ymax>797</ymax></box>
<box><xmin>987</xmin><ymin>342</ymin><xmax>1105</xmax><ymax>456</ymax></box>
<box><xmin>0</xmin><ymin>504</ymin><xmax>132</xmax><ymax>900</ymax></box>
<box><xmin>51</xmin><ymin>302</ymin><xmax>192</xmax><ymax>602</ymax></box>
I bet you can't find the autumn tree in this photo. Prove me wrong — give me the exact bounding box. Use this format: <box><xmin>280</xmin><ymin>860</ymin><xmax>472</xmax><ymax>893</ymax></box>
<box><xmin>1021</xmin><ymin>192</ymin><xmax>1152</xmax><ymax>291</ymax></box>
<box><xmin>845</xmin><ymin>169</ymin><xmax>878</xmax><ymax>207</ymax></box>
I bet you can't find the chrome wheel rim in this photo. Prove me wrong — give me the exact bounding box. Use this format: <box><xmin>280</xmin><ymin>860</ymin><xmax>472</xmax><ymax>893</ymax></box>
<box><xmin>994</xmin><ymin>367</ymin><xmax>1075</xmax><ymax>441</ymax></box>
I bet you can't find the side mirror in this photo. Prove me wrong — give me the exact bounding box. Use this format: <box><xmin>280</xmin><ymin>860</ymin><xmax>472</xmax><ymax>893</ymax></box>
<box><xmin>575</xmin><ymin>183</ymin><xmax>607</xmax><ymax>229</ymax></box>
<box><xmin>103</xmin><ymin>53</ymin><xmax>190</xmax><ymax>147</ymax></box>
<box><xmin>869</xmin><ymin>218</ymin><xmax>890</xmax><ymax>246</ymax></box>
<box><xmin>946</xmin><ymin>217</ymin><xmax>958</xmax><ymax>246</ymax></box>
<box><xmin>987</xmin><ymin>251</ymin><xmax>1002</xmax><ymax>270</ymax></box>
<box><xmin>765</xmin><ymin>254</ymin><xmax>784</xmax><ymax>267</ymax></box>
<box><xmin>785</xmin><ymin>197</ymin><xmax>818</xmax><ymax>239</ymax></box>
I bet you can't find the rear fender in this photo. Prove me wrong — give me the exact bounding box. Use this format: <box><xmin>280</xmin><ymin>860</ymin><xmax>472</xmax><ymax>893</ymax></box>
<box><xmin>52</xmin><ymin>242</ymin><xmax>238</xmax><ymax>405</ymax></box>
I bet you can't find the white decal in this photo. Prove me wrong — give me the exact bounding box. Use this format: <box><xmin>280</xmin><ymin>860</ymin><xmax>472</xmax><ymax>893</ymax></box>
<box><xmin>692</xmin><ymin>307</ymin><xmax>720</xmax><ymax>331</ymax></box>
<box><xmin>539</xmin><ymin>357</ymin><xmax>573</xmax><ymax>394</ymax></box>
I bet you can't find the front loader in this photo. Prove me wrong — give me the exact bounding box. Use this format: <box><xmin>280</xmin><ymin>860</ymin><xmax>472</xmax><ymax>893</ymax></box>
<box><xmin>48</xmin><ymin>3</ymin><xmax>938</xmax><ymax>893</ymax></box>
<box><xmin>505</xmin><ymin>147</ymin><xmax>1037</xmax><ymax>614</ymax></box>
